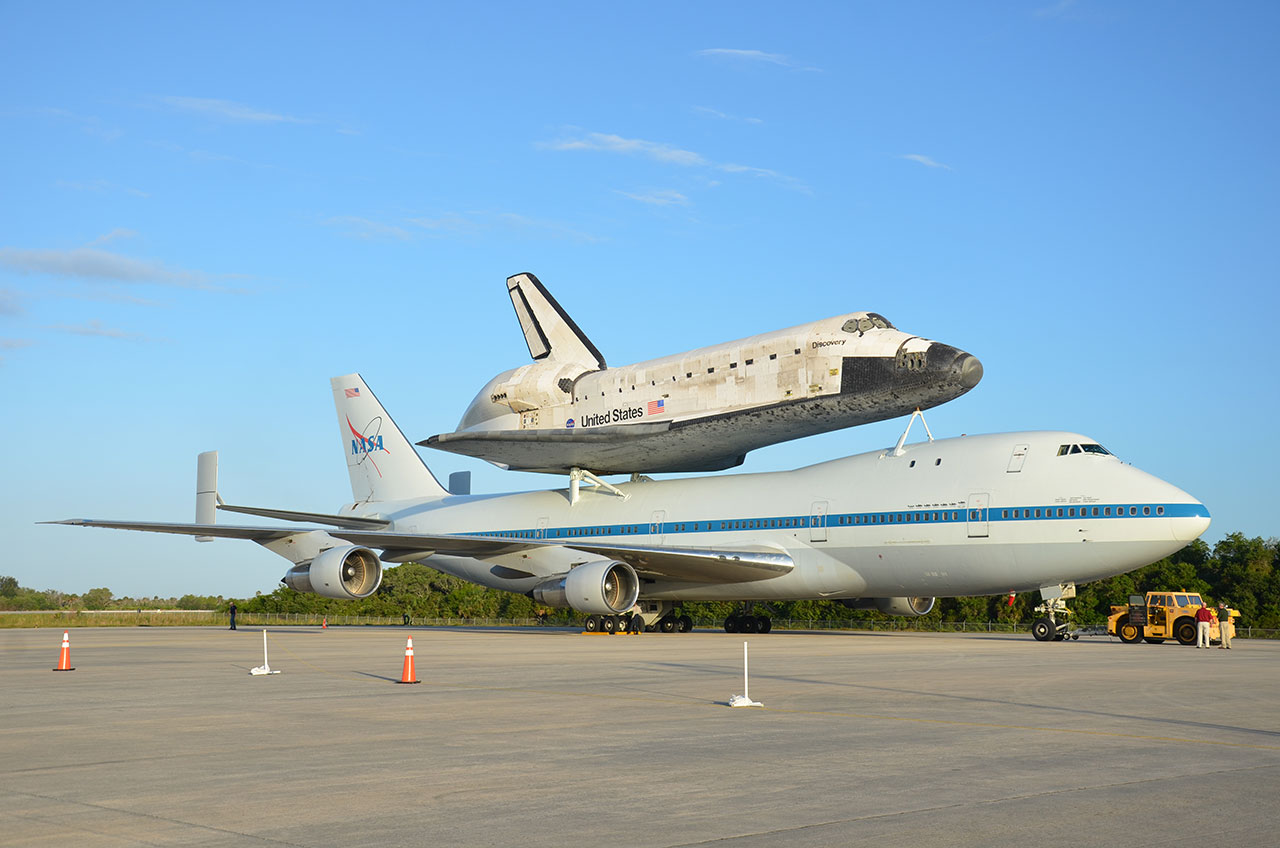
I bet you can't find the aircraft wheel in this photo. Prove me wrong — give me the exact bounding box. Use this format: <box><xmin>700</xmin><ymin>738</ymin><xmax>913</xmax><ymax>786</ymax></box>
<box><xmin>676</xmin><ymin>615</ymin><xmax>692</xmax><ymax>633</ymax></box>
<box><xmin>660</xmin><ymin>617</ymin><xmax>676</xmax><ymax>633</ymax></box>
<box><xmin>1174</xmin><ymin>619</ymin><xmax>1197</xmax><ymax>646</ymax></box>
<box><xmin>1117</xmin><ymin>622</ymin><xmax>1142</xmax><ymax>643</ymax></box>
<box><xmin>724</xmin><ymin>616</ymin><xmax>738</xmax><ymax>633</ymax></box>
<box><xmin>1031</xmin><ymin>617</ymin><xmax>1056</xmax><ymax>642</ymax></box>
<box><xmin>759</xmin><ymin>617</ymin><xmax>772</xmax><ymax>634</ymax></box>
<box><xmin>602</xmin><ymin>615</ymin><xmax>617</xmax><ymax>634</ymax></box>
<box><xmin>740</xmin><ymin>617</ymin><xmax>759</xmax><ymax>634</ymax></box>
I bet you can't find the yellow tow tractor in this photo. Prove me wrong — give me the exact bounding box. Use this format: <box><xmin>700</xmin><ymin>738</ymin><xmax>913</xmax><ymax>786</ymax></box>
<box><xmin>1108</xmin><ymin>591</ymin><xmax>1238</xmax><ymax>645</ymax></box>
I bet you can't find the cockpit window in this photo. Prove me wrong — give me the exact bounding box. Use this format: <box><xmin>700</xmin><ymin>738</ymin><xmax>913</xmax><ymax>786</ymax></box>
<box><xmin>841</xmin><ymin>313</ymin><xmax>896</xmax><ymax>334</ymax></box>
<box><xmin>1058</xmin><ymin>443</ymin><xmax>1114</xmax><ymax>457</ymax></box>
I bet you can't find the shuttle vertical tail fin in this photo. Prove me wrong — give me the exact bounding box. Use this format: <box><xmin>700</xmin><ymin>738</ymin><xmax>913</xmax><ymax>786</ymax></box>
<box><xmin>331</xmin><ymin>374</ymin><xmax>448</xmax><ymax>503</ymax></box>
<box><xmin>506</xmin><ymin>272</ymin><xmax>606</xmax><ymax>369</ymax></box>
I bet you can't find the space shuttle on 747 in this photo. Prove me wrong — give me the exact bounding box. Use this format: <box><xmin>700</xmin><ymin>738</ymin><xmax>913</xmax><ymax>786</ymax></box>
<box><xmin>421</xmin><ymin>273</ymin><xmax>984</xmax><ymax>475</ymax></box>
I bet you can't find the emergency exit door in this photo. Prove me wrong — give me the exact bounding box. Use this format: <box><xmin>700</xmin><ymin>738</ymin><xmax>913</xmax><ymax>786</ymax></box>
<box><xmin>967</xmin><ymin>493</ymin><xmax>990</xmax><ymax>538</ymax></box>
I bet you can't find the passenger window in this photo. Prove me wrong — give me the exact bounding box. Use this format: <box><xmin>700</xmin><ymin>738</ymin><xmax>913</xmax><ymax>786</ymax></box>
<box><xmin>1068</xmin><ymin>508</ymin><xmax>1075</xmax><ymax>517</ymax></box>
<box><xmin>1157</xmin><ymin>506</ymin><xmax>1165</xmax><ymax>515</ymax></box>
<box><xmin>1092</xmin><ymin>507</ymin><xmax>1099</xmax><ymax>516</ymax></box>
<box><xmin>1056</xmin><ymin>508</ymin><xmax>1064</xmax><ymax>517</ymax></box>
<box><xmin>1104</xmin><ymin>507</ymin><xmax>1111</xmax><ymax>516</ymax></box>
<box><xmin>1143</xmin><ymin>506</ymin><xmax>1150</xmax><ymax>516</ymax></box>
<box><xmin>1130</xmin><ymin>507</ymin><xmax>1137</xmax><ymax>515</ymax></box>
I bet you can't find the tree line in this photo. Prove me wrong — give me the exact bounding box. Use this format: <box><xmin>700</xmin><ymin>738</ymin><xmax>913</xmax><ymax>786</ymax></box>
<box><xmin>4</xmin><ymin>533</ymin><xmax>1277</xmax><ymax>627</ymax></box>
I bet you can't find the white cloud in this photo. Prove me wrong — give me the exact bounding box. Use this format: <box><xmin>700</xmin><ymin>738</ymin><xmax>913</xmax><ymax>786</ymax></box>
<box><xmin>0</xmin><ymin>288</ymin><xmax>23</xmax><ymax>316</ymax></box>
<box><xmin>1036</xmin><ymin>0</ymin><xmax>1077</xmax><ymax>17</ymax></box>
<box><xmin>695</xmin><ymin>48</ymin><xmax>820</xmax><ymax>72</ymax></box>
<box><xmin>86</xmin><ymin>229</ymin><xmax>139</xmax><ymax>247</ymax></box>
<box><xmin>55</xmin><ymin>179</ymin><xmax>149</xmax><ymax>198</ymax></box>
<box><xmin>1</xmin><ymin>338</ymin><xmax>33</xmax><ymax>350</ymax></box>
<box><xmin>544</xmin><ymin>131</ymin><xmax>808</xmax><ymax>192</ymax></box>
<box><xmin>323</xmin><ymin>216</ymin><xmax>412</xmax><ymax>241</ymax></box>
<box><xmin>44</xmin><ymin>320</ymin><xmax>155</xmax><ymax>341</ymax></box>
<box><xmin>39</xmin><ymin>107</ymin><xmax>123</xmax><ymax>141</ymax></box>
<box><xmin>693</xmin><ymin>106</ymin><xmax>763</xmax><ymax>125</ymax></box>
<box><xmin>615</xmin><ymin>189</ymin><xmax>690</xmax><ymax>206</ymax></box>
<box><xmin>900</xmin><ymin>154</ymin><xmax>952</xmax><ymax>170</ymax></box>
<box><xmin>158</xmin><ymin>96</ymin><xmax>308</xmax><ymax>124</ymax></box>
<box><xmin>544</xmin><ymin>132</ymin><xmax>708</xmax><ymax>166</ymax></box>
<box><xmin>0</xmin><ymin>246</ymin><xmax>212</xmax><ymax>288</ymax></box>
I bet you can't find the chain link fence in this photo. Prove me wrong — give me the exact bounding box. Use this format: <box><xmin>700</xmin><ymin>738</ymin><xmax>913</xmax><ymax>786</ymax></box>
<box><xmin>3</xmin><ymin>609</ymin><xmax>1278</xmax><ymax>638</ymax></box>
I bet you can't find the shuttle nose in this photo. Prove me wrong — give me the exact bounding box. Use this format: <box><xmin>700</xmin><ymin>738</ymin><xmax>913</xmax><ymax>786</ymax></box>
<box><xmin>954</xmin><ymin>353</ymin><xmax>983</xmax><ymax>389</ymax></box>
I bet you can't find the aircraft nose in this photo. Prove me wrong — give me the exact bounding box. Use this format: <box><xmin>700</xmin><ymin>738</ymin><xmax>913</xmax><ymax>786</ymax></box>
<box><xmin>1171</xmin><ymin>504</ymin><xmax>1212</xmax><ymax>543</ymax></box>
<box><xmin>954</xmin><ymin>352</ymin><xmax>983</xmax><ymax>389</ymax></box>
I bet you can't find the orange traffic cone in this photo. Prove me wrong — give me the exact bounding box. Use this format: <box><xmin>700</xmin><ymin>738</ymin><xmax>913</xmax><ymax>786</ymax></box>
<box><xmin>52</xmin><ymin>630</ymin><xmax>74</xmax><ymax>671</ymax></box>
<box><xmin>322</xmin><ymin>617</ymin><xmax>327</xmax><ymax>630</ymax></box>
<box><xmin>396</xmin><ymin>636</ymin><xmax>420</xmax><ymax>684</ymax></box>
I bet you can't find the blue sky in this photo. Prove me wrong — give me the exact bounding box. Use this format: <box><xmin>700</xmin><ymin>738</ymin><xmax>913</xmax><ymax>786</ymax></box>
<box><xmin>4</xmin><ymin>1</ymin><xmax>1277</xmax><ymax>598</ymax></box>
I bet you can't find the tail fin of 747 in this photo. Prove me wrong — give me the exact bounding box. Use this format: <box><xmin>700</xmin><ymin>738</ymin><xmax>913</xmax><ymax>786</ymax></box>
<box><xmin>331</xmin><ymin>374</ymin><xmax>448</xmax><ymax>504</ymax></box>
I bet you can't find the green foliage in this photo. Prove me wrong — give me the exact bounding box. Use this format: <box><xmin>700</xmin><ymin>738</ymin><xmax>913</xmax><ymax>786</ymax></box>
<box><xmin>81</xmin><ymin>587</ymin><xmax>113</xmax><ymax>610</ymax></box>
<box><xmin>4</xmin><ymin>536</ymin><xmax>1279</xmax><ymax>628</ymax></box>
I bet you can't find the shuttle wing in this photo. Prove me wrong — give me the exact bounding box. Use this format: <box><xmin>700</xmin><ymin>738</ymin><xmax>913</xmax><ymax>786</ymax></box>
<box><xmin>48</xmin><ymin>519</ymin><xmax>794</xmax><ymax>584</ymax></box>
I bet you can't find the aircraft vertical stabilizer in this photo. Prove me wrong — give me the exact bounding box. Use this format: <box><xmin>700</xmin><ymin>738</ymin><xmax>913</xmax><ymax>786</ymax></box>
<box><xmin>506</xmin><ymin>272</ymin><xmax>605</xmax><ymax>369</ymax></box>
<box><xmin>331</xmin><ymin>374</ymin><xmax>448</xmax><ymax>503</ymax></box>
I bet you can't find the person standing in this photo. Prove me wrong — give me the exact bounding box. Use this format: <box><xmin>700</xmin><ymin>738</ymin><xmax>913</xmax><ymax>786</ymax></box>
<box><xmin>1218</xmin><ymin>602</ymin><xmax>1233</xmax><ymax>649</ymax></box>
<box><xmin>229</xmin><ymin>600</ymin><xmax>237</xmax><ymax>631</ymax></box>
<box><xmin>1195</xmin><ymin>603</ymin><xmax>1213</xmax><ymax>648</ymax></box>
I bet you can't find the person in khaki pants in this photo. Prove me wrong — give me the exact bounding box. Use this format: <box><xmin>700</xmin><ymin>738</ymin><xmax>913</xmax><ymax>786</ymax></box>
<box><xmin>1218</xmin><ymin>602</ymin><xmax>1233</xmax><ymax>649</ymax></box>
<box><xmin>1195</xmin><ymin>604</ymin><xmax>1214</xmax><ymax>648</ymax></box>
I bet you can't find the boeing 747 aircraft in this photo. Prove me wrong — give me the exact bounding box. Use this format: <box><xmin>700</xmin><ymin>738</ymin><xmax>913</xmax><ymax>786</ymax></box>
<box><xmin>50</xmin><ymin>374</ymin><xmax>1209</xmax><ymax>639</ymax></box>
<box><xmin>423</xmin><ymin>273</ymin><xmax>983</xmax><ymax>475</ymax></box>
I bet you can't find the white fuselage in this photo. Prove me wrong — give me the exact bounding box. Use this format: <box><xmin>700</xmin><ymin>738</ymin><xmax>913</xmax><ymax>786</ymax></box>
<box><xmin>364</xmin><ymin>430</ymin><xmax>1210</xmax><ymax>602</ymax></box>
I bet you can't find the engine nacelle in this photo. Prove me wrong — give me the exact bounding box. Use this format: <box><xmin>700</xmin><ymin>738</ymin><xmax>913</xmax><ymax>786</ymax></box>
<box><xmin>841</xmin><ymin>596</ymin><xmax>936</xmax><ymax>617</ymax></box>
<box><xmin>282</xmin><ymin>545</ymin><xmax>383</xmax><ymax>600</ymax></box>
<box><xmin>529</xmin><ymin>560</ymin><xmax>640</xmax><ymax>615</ymax></box>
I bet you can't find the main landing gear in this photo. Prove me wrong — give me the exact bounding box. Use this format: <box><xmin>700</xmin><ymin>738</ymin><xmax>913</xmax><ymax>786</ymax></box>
<box><xmin>582</xmin><ymin>613</ymin><xmax>644</xmax><ymax>634</ymax></box>
<box><xmin>724</xmin><ymin>608</ymin><xmax>773</xmax><ymax>634</ymax></box>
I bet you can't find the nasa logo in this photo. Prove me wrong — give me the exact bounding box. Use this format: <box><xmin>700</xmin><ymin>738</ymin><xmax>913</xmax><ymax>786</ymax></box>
<box><xmin>566</xmin><ymin>418</ymin><xmax>575</xmax><ymax>429</ymax></box>
<box><xmin>351</xmin><ymin>434</ymin><xmax>385</xmax><ymax>455</ymax></box>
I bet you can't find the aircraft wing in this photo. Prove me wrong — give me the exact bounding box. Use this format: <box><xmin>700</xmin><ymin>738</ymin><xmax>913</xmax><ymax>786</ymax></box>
<box><xmin>48</xmin><ymin>519</ymin><xmax>793</xmax><ymax>584</ymax></box>
<box><xmin>422</xmin><ymin>421</ymin><xmax>745</xmax><ymax>474</ymax></box>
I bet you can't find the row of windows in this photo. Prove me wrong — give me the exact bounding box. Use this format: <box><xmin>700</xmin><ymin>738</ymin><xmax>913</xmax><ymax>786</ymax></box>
<box><xmin>1001</xmin><ymin>505</ymin><xmax>1163</xmax><ymax>519</ymax></box>
<box><xmin>472</xmin><ymin>504</ymin><xmax>1169</xmax><ymax>539</ymax></box>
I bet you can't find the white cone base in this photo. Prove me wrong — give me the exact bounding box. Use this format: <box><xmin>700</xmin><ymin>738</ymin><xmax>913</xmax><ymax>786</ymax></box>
<box><xmin>728</xmin><ymin>694</ymin><xmax>762</xmax><ymax>707</ymax></box>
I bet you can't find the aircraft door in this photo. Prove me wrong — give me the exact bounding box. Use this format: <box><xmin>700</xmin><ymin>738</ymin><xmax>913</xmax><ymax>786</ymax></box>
<box><xmin>1007</xmin><ymin>444</ymin><xmax>1029</xmax><ymax>473</ymax></box>
<box><xmin>650</xmin><ymin>510</ymin><xmax>666</xmax><ymax>544</ymax></box>
<box><xmin>967</xmin><ymin>493</ymin><xmax>990</xmax><ymax>538</ymax></box>
<box><xmin>536</xmin><ymin>517</ymin><xmax>549</xmax><ymax>540</ymax></box>
<box><xmin>809</xmin><ymin>501</ymin><xmax>829</xmax><ymax>542</ymax></box>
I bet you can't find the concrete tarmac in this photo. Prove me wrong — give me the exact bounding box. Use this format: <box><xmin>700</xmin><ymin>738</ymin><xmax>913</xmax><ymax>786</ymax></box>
<box><xmin>2</xmin><ymin>625</ymin><xmax>1277</xmax><ymax>847</ymax></box>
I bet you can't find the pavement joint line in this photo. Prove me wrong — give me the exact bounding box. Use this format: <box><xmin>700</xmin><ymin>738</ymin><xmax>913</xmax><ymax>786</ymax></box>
<box><xmin>664</xmin><ymin>763</ymin><xmax>1280</xmax><ymax>847</ymax></box>
<box><xmin>0</xmin><ymin>788</ymin><xmax>311</xmax><ymax>847</ymax></box>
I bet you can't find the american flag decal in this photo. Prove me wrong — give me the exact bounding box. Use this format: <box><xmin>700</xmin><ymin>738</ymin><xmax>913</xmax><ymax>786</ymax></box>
<box><xmin>647</xmin><ymin>399</ymin><xmax>665</xmax><ymax>415</ymax></box>
<box><xmin>345</xmin><ymin>388</ymin><xmax>360</xmax><ymax>398</ymax></box>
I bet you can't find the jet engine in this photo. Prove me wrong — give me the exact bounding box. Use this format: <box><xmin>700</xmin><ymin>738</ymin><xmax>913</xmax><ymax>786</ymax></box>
<box><xmin>841</xmin><ymin>596</ymin><xmax>936</xmax><ymax>617</ymax></box>
<box><xmin>530</xmin><ymin>560</ymin><xmax>640</xmax><ymax>614</ymax></box>
<box><xmin>282</xmin><ymin>545</ymin><xmax>383</xmax><ymax>600</ymax></box>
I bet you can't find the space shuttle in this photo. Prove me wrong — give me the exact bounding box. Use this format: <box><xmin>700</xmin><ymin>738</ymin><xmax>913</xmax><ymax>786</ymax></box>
<box><xmin>421</xmin><ymin>273</ymin><xmax>984</xmax><ymax>476</ymax></box>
